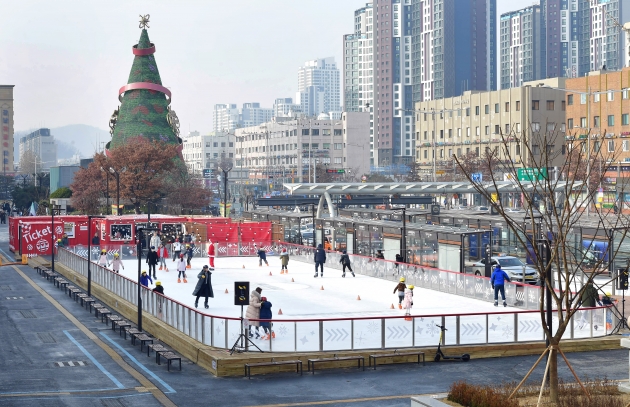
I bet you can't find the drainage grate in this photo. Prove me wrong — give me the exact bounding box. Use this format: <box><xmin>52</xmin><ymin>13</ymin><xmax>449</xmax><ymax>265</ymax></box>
<box><xmin>0</xmin><ymin>285</ymin><xmax>11</xmax><ymax>290</ymax></box>
<box><xmin>101</xmin><ymin>398</ymin><xmax>127</xmax><ymax>407</ymax></box>
<box><xmin>54</xmin><ymin>361</ymin><xmax>87</xmax><ymax>367</ymax></box>
<box><xmin>37</xmin><ymin>332</ymin><xmax>56</xmax><ymax>344</ymax></box>
<box><xmin>19</xmin><ymin>310</ymin><xmax>37</xmax><ymax>319</ymax></box>
<box><xmin>5</xmin><ymin>297</ymin><xmax>23</xmax><ymax>300</ymax></box>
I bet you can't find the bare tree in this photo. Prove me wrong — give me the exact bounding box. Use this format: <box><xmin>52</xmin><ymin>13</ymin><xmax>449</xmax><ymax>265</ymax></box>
<box><xmin>455</xmin><ymin>125</ymin><xmax>627</xmax><ymax>402</ymax></box>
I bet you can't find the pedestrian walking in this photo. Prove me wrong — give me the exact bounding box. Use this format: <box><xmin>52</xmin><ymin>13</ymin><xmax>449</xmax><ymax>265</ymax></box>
<box><xmin>111</xmin><ymin>253</ymin><xmax>124</xmax><ymax>274</ymax></box>
<box><xmin>314</xmin><ymin>243</ymin><xmax>326</xmax><ymax>278</ymax></box>
<box><xmin>157</xmin><ymin>243</ymin><xmax>169</xmax><ymax>271</ymax></box>
<box><xmin>172</xmin><ymin>238</ymin><xmax>182</xmax><ymax>262</ymax></box>
<box><xmin>402</xmin><ymin>285</ymin><xmax>414</xmax><ymax>319</ymax></box>
<box><xmin>393</xmin><ymin>277</ymin><xmax>406</xmax><ymax>309</ymax></box>
<box><xmin>185</xmin><ymin>244</ymin><xmax>193</xmax><ymax>269</ymax></box>
<box><xmin>177</xmin><ymin>254</ymin><xmax>187</xmax><ymax>283</ymax></box>
<box><xmin>192</xmin><ymin>265</ymin><xmax>214</xmax><ymax>309</ymax></box>
<box><xmin>246</xmin><ymin>287</ymin><xmax>262</xmax><ymax>339</ymax></box>
<box><xmin>279</xmin><ymin>248</ymin><xmax>289</xmax><ymax>274</ymax></box>
<box><xmin>259</xmin><ymin>296</ymin><xmax>274</xmax><ymax>340</ymax></box>
<box><xmin>207</xmin><ymin>239</ymin><xmax>215</xmax><ymax>270</ymax></box>
<box><xmin>339</xmin><ymin>250</ymin><xmax>355</xmax><ymax>277</ymax></box>
<box><xmin>98</xmin><ymin>249</ymin><xmax>108</xmax><ymax>267</ymax></box>
<box><xmin>255</xmin><ymin>244</ymin><xmax>269</xmax><ymax>267</ymax></box>
<box><xmin>139</xmin><ymin>270</ymin><xmax>153</xmax><ymax>287</ymax></box>
<box><xmin>0</xmin><ymin>211</ymin><xmax>6</xmax><ymax>224</ymax></box>
<box><xmin>579</xmin><ymin>281</ymin><xmax>601</xmax><ymax>328</ymax></box>
<box><xmin>146</xmin><ymin>246</ymin><xmax>159</xmax><ymax>278</ymax></box>
<box><xmin>490</xmin><ymin>264</ymin><xmax>511</xmax><ymax>307</ymax></box>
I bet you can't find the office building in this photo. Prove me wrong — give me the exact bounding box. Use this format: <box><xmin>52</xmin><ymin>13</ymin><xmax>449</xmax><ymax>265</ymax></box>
<box><xmin>212</xmin><ymin>103</ymin><xmax>273</xmax><ymax>132</ymax></box>
<box><xmin>414</xmin><ymin>78</ymin><xmax>567</xmax><ymax>177</ymax></box>
<box><xmin>541</xmin><ymin>0</ymin><xmax>630</xmax><ymax>79</ymax></box>
<box><xmin>182</xmin><ymin>131</ymin><xmax>245</xmax><ymax>189</ymax></box>
<box><xmin>19</xmin><ymin>128</ymin><xmax>57</xmax><ymax>172</ymax></box>
<box><xmin>500</xmin><ymin>5</ymin><xmax>543</xmax><ymax>89</ymax></box>
<box><xmin>297</xmin><ymin>57</ymin><xmax>341</xmax><ymax>116</ymax></box>
<box><xmin>234</xmin><ymin>112</ymin><xmax>370</xmax><ymax>186</ymax></box>
<box><xmin>273</xmin><ymin>98</ymin><xmax>301</xmax><ymax>117</ymax></box>
<box><xmin>50</xmin><ymin>166</ymin><xmax>80</xmax><ymax>194</ymax></box>
<box><xmin>0</xmin><ymin>85</ymin><xmax>14</xmax><ymax>175</ymax></box>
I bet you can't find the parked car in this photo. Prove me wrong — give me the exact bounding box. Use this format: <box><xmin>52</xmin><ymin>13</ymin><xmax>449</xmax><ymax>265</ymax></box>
<box><xmin>504</xmin><ymin>208</ymin><xmax>524</xmax><ymax>213</ymax></box>
<box><xmin>470</xmin><ymin>256</ymin><xmax>538</xmax><ymax>283</ymax></box>
<box><xmin>471</xmin><ymin>206</ymin><xmax>490</xmax><ymax>213</ymax></box>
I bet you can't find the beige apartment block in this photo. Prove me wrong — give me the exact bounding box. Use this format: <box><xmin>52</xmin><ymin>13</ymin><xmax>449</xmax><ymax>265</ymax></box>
<box><xmin>0</xmin><ymin>85</ymin><xmax>14</xmax><ymax>175</ymax></box>
<box><xmin>414</xmin><ymin>78</ymin><xmax>568</xmax><ymax>179</ymax></box>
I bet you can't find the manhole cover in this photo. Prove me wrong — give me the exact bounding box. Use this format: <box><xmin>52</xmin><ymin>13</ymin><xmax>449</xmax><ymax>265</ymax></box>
<box><xmin>37</xmin><ymin>332</ymin><xmax>56</xmax><ymax>344</ymax></box>
<box><xmin>20</xmin><ymin>310</ymin><xmax>37</xmax><ymax>319</ymax></box>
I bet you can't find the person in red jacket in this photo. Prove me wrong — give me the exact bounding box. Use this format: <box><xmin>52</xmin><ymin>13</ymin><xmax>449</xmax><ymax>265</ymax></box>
<box><xmin>157</xmin><ymin>243</ymin><xmax>169</xmax><ymax>272</ymax></box>
<box><xmin>207</xmin><ymin>239</ymin><xmax>215</xmax><ymax>270</ymax></box>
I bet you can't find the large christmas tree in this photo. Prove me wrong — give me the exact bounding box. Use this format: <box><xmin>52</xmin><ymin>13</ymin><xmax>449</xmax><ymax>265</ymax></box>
<box><xmin>107</xmin><ymin>15</ymin><xmax>181</xmax><ymax>152</ymax></box>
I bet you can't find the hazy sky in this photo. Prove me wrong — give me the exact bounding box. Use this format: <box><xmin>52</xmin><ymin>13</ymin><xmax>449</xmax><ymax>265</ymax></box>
<box><xmin>1</xmin><ymin>0</ymin><xmax>535</xmax><ymax>134</ymax></box>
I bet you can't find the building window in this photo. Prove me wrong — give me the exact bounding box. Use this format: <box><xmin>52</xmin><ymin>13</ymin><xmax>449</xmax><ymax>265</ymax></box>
<box><xmin>624</xmin><ymin>89</ymin><xmax>630</xmax><ymax>100</ymax></box>
<box><xmin>475</xmin><ymin>106</ymin><xmax>480</xmax><ymax>115</ymax></box>
<box><xmin>334</xmin><ymin>129</ymin><xmax>342</xmax><ymax>135</ymax></box>
<box><xmin>547</xmin><ymin>144</ymin><xmax>555</xmax><ymax>155</ymax></box>
<box><xmin>608</xmin><ymin>91</ymin><xmax>614</xmax><ymax>102</ymax></box>
<box><xmin>515</xmin><ymin>101</ymin><xmax>520</xmax><ymax>111</ymax></box>
<box><xmin>485</xmin><ymin>105</ymin><xmax>489</xmax><ymax>114</ymax></box>
<box><xmin>213</xmin><ymin>142</ymin><xmax>218</xmax><ymax>147</ymax></box>
<box><xmin>457</xmin><ymin>128</ymin><xmax>461</xmax><ymax>137</ymax></box>
<box><xmin>532</xmin><ymin>145</ymin><xmax>540</xmax><ymax>155</ymax></box>
<box><xmin>424</xmin><ymin>131</ymin><xmax>427</xmax><ymax>140</ymax></box>
<box><xmin>311</xmin><ymin>143</ymin><xmax>318</xmax><ymax>149</ymax></box>
<box><xmin>467</xmin><ymin>127</ymin><xmax>471</xmax><ymax>137</ymax></box>
<box><xmin>334</xmin><ymin>157</ymin><xmax>342</xmax><ymax>164</ymax></box>
<box><xmin>495</xmin><ymin>103</ymin><xmax>499</xmax><ymax>113</ymax></box>
<box><xmin>221</xmin><ymin>142</ymin><xmax>226</xmax><ymax>147</ymax></box>
<box><xmin>302</xmin><ymin>129</ymin><xmax>309</xmax><ymax>135</ymax></box>
<box><xmin>505</xmin><ymin>102</ymin><xmax>510</xmax><ymax>112</ymax></box>
<box><xmin>608</xmin><ymin>140</ymin><xmax>615</xmax><ymax>152</ymax></box>
<box><xmin>623</xmin><ymin>114</ymin><xmax>629</xmax><ymax>126</ymax></box>
<box><xmin>485</xmin><ymin>126</ymin><xmax>489</xmax><ymax>135</ymax></box>
<box><xmin>466</xmin><ymin>108</ymin><xmax>470</xmax><ymax>116</ymax></box>
<box><xmin>532</xmin><ymin>122</ymin><xmax>540</xmax><ymax>132</ymax></box>
<box><xmin>516</xmin><ymin>143</ymin><xmax>521</xmax><ymax>155</ymax></box>
<box><xmin>495</xmin><ymin>125</ymin><xmax>500</xmax><ymax>134</ymax></box>
<box><xmin>594</xmin><ymin>93</ymin><xmax>600</xmax><ymax>103</ymax></box>
<box><xmin>532</xmin><ymin>100</ymin><xmax>540</xmax><ymax>110</ymax></box>
<box><xmin>334</xmin><ymin>143</ymin><xmax>342</xmax><ymax>150</ymax></box>
<box><xmin>302</xmin><ymin>143</ymin><xmax>309</xmax><ymax>150</ymax></box>
<box><xmin>593</xmin><ymin>116</ymin><xmax>600</xmax><ymax>128</ymax></box>
<box><xmin>312</xmin><ymin>129</ymin><xmax>320</xmax><ymax>135</ymax></box>
<box><xmin>505</xmin><ymin>124</ymin><xmax>510</xmax><ymax>133</ymax></box>
<box><xmin>568</xmin><ymin>118</ymin><xmax>574</xmax><ymax>128</ymax></box>
<box><xmin>580</xmin><ymin>117</ymin><xmax>587</xmax><ymax>127</ymax></box>
<box><xmin>323</xmin><ymin>143</ymin><xmax>331</xmax><ymax>149</ymax></box>
<box><xmin>623</xmin><ymin>140</ymin><xmax>629</xmax><ymax>152</ymax></box>
<box><xmin>580</xmin><ymin>94</ymin><xmax>587</xmax><ymax>104</ymax></box>
<box><xmin>608</xmin><ymin>115</ymin><xmax>615</xmax><ymax>126</ymax></box>
<box><xmin>561</xmin><ymin>101</ymin><xmax>566</xmax><ymax>111</ymax></box>
<box><xmin>546</xmin><ymin>100</ymin><xmax>554</xmax><ymax>110</ymax></box>
<box><xmin>594</xmin><ymin>141</ymin><xmax>600</xmax><ymax>152</ymax></box>
<box><xmin>567</xmin><ymin>94</ymin><xmax>574</xmax><ymax>105</ymax></box>
<box><xmin>423</xmin><ymin>150</ymin><xmax>427</xmax><ymax>159</ymax></box>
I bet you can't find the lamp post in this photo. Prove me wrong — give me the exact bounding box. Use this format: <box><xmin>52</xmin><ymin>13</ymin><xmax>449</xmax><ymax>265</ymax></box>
<box><xmin>135</xmin><ymin>225</ymin><xmax>158</xmax><ymax>332</ymax></box>
<box><xmin>109</xmin><ymin>167</ymin><xmax>124</xmax><ymax>215</ymax></box>
<box><xmin>87</xmin><ymin>215</ymin><xmax>106</xmax><ymax>297</ymax></box>
<box><xmin>219</xmin><ymin>157</ymin><xmax>233</xmax><ymax>218</ymax></box>
<box><xmin>100</xmin><ymin>167</ymin><xmax>111</xmax><ymax>215</ymax></box>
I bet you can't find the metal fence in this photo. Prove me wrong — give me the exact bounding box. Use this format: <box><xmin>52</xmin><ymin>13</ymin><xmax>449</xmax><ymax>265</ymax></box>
<box><xmin>57</xmin><ymin>247</ymin><xmax>611</xmax><ymax>352</ymax></box>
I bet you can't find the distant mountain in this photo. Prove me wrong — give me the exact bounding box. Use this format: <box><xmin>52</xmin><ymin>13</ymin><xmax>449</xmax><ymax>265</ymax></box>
<box><xmin>14</xmin><ymin>124</ymin><xmax>110</xmax><ymax>160</ymax></box>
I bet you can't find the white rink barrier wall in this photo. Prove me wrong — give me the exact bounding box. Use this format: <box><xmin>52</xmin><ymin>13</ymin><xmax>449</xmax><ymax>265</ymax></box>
<box><xmin>57</xmin><ymin>247</ymin><xmax>612</xmax><ymax>352</ymax></box>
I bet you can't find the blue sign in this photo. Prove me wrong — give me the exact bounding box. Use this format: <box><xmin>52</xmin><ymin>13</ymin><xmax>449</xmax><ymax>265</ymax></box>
<box><xmin>471</xmin><ymin>173</ymin><xmax>483</xmax><ymax>182</ymax></box>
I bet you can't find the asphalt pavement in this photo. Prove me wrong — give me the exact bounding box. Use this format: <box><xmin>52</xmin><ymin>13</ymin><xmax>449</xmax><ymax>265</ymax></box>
<box><xmin>0</xmin><ymin>220</ymin><xmax>628</xmax><ymax>407</ymax></box>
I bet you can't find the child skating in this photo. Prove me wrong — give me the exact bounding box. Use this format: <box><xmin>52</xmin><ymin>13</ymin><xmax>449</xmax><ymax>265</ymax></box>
<box><xmin>185</xmin><ymin>244</ymin><xmax>193</xmax><ymax>269</ymax></box>
<box><xmin>157</xmin><ymin>243</ymin><xmax>169</xmax><ymax>271</ymax></box>
<box><xmin>402</xmin><ymin>285</ymin><xmax>414</xmax><ymax>320</ymax></box>
<box><xmin>279</xmin><ymin>248</ymin><xmax>289</xmax><ymax>274</ymax></box>
<box><xmin>259</xmin><ymin>296</ymin><xmax>274</xmax><ymax>340</ymax></box>
<box><xmin>339</xmin><ymin>250</ymin><xmax>355</xmax><ymax>277</ymax></box>
<box><xmin>393</xmin><ymin>277</ymin><xmax>406</xmax><ymax>309</ymax></box>
<box><xmin>111</xmin><ymin>253</ymin><xmax>124</xmax><ymax>274</ymax></box>
<box><xmin>98</xmin><ymin>249</ymin><xmax>108</xmax><ymax>267</ymax></box>
<box><xmin>177</xmin><ymin>254</ymin><xmax>188</xmax><ymax>283</ymax></box>
<box><xmin>256</xmin><ymin>244</ymin><xmax>269</xmax><ymax>266</ymax></box>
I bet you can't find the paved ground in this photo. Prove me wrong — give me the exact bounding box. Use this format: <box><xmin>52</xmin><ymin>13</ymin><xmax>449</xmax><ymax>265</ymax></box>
<box><xmin>1</xmin><ymin>222</ymin><xmax>629</xmax><ymax>407</ymax></box>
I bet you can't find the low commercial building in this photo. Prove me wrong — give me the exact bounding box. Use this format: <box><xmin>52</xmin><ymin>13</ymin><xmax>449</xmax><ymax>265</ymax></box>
<box><xmin>50</xmin><ymin>166</ymin><xmax>80</xmax><ymax>194</ymax></box>
<box><xmin>234</xmin><ymin>112</ymin><xmax>370</xmax><ymax>189</ymax></box>
<box><xmin>414</xmin><ymin>78</ymin><xmax>568</xmax><ymax>179</ymax></box>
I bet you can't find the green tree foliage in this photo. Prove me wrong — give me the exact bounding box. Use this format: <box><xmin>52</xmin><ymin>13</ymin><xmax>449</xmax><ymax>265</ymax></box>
<box><xmin>50</xmin><ymin>187</ymin><xmax>72</xmax><ymax>198</ymax></box>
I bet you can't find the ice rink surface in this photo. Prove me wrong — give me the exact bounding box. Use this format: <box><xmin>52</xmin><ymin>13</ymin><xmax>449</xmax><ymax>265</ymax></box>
<box><xmin>115</xmin><ymin>253</ymin><xmax>518</xmax><ymax>320</ymax></box>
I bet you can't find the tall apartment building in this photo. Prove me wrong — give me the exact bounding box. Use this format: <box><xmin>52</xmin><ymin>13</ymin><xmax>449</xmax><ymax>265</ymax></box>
<box><xmin>500</xmin><ymin>5</ymin><xmax>543</xmax><ymax>89</ymax></box>
<box><xmin>273</xmin><ymin>98</ymin><xmax>301</xmax><ymax>117</ymax></box>
<box><xmin>297</xmin><ymin>57</ymin><xmax>341</xmax><ymax>117</ymax></box>
<box><xmin>414</xmin><ymin>78</ymin><xmax>567</xmax><ymax>176</ymax></box>
<box><xmin>19</xmin><ymin>128</ymin><xmax>57</xmax><ymax>172</ymax></box>
<box><xmin>541</xmin><ymin>0</ymin><xmax>630</xmax><ymax>79</ymax></box>
<box><xmin>234</xmin><ymin>113</ymin><xmax>370</xmax><ymax>185</ymax></box>
<box><xmin>0</xmin><ymin>85</ymin><xmax>14</xmax><ymax>175</ymax></box>
<box><xmin>344</xmin><ymin>0</ymin><xmax>496</xmax><ymax>167</ymax></box>
<box><xmin>212</xmin><ymin>103</ymin><xmax>272</xmax><ymax>132</ymax></box>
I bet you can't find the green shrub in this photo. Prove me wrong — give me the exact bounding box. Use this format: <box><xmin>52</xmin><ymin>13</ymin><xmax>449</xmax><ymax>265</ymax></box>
<box><xmin>50</xmin><ymin>187</ymin><xmax>72</xmax><ymax>198</ymax></box>
<box><xmin>448</xmin><ymin>381</ymin><xmax>519</xmax><ymax>407</ymax></box>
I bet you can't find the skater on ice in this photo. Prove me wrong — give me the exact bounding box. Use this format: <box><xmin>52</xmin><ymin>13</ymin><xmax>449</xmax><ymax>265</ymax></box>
<box><xmin>140</xmin><ymin>270</ymin><xmax>153</xmax><ymax>287</ymax></box>
<box><xmin>393</xmin><ymin>277</ymin><xmax>406</xmax><ymax>309</ymax></box>
<box><xmin>207</xmin><ymin>239</ymin><xmax>215</xmax><ymax>270</ymax></box>
<box><xmin>490</xmin><ymin>264</ymin><xmax>511</xmax><ymax>307</ymax></box>
<box><xmin>192</xmin><ymin>265</ymin><xmax>214</xmax><ymax>309</ymax></box>
<box><xmin>246</xmin><ymin>287</ymin><xmax>263</xmax><ymax>338</ymax></box>
<box><xmin>402</xmin><ymin>285</ymin><xmax>414</xmax><ymax>319</ymax></box>
<box><xmin>259</xmin><ymin>296</ymin><xmax>274</xmax><ymax>340</ymax></box>
<box><xmin>172</xmin><ymin>238</ymin><xmax>182</xmax><ymax>262</ymax></box>
<box><xmin>177</xmin><ymin>254</ymin><xmax>187</xmax><ymax>283</ymax></box>
<box><xmin>185</xmin><ymin>244</ymin><xmax>193</xmax><ymax>269</ymax></box>
<box><xmin>339</xmin><ymin>250</ymin><xmax>355</xmax><ymax>277</ymax></box>
<box><xmin>279</xmin><ymin>248</ymin><xmax>289</xmax><ymax>274</ymax></box>
<box><xmin>255</xmin><ymin>244</ymin><xmax>269</xmax><ymax>267</ymax></box>
<box><xmin>111</xmin><ymin>253</ymin><xmax>124</xmax><ymax>274</ymax></box>
<box><xmin>146</xmin><ymin>246</ymin><xmax>159</xmax><ymax>278</ymax></box>
<box><xmin>98</xmin><ymin>249</ymin><xmax>108</xmax><ymax>267</ymax></box>
<box><xmin>314</xmin><ymin>243</ymin><xmax>326</xmax><ymax>278</ymax></box>
<box><xmin>157</xmin><ymin>243</ymin><xmax>169</xmax><ymax>272</ymax></box>
<box><xmin>152</xmin><ymin>280</ymin><xmax>164</xmax><ymax>295</ymax></box>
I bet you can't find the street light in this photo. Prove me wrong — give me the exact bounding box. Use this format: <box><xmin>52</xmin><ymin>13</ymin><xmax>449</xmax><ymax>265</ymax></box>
<box><xmin>135</xmin><ymin>224</ymin><xmax>158</xmax><ymax>331</ymax></box>
<box><xmin>100</xmin><ymin>167</ymin><xmax>111</xmax><ymax>214</ymax></box>
<box><xmin>219</xmin><ymin>157</ymin><xmax>233</xmax><ymax>217</ymax></box>
<box><xmin>109</xmin><ymin>167</ymin><xmax>125</xmax><ymax>215</ymax></box>
<box><xmin>86</xmin><ymin>215</ymin><xmax>106</xmax><ymax>297</ymax></box>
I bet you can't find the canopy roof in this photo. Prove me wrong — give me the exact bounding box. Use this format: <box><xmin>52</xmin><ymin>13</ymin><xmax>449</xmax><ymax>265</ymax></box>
<box><xmin>284</xmin><ymin>182</ymin><xmax>583</xmax><ymax>195</ymax></box>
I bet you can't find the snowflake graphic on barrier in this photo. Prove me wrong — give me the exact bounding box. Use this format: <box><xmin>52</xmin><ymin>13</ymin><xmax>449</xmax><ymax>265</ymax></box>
<box><xmin>366</xmin><ymin>321</ymin><xmax>379</xmax><ymax>335</ymax></box>
<box><xmin>277</xmin><ymin>324</ymin><xmax>288</xmax><ymax>337</ymax></box>
<box><xmin>426</xmin><ymin>323</ymin><xmax>439</xmax><ymax>337</ymax></box>
<box><xmin>355</xmin><ymin>332</ymin><xmax>366</xmax><ymax>345</ymax></box>
<box><xmin>502</xmin><ymin>325</ymin><xmax>514</xmax><ymax>339</ymax></box>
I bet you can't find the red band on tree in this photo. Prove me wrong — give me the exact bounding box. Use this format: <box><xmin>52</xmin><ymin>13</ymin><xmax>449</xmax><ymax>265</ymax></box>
<box><xmin>118</xmin><ymin>82</ymin><xmax>171</xmax><ymax>104</ymax></box>
<box><xmin>133</xmin><ymin>44</ymin><xmax>156</xmax><ymax>55</ymax></box>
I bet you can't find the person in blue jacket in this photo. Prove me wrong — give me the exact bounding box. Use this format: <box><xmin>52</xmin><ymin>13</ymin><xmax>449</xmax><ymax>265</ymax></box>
<box><xmin>490</xmin><ymin>264</ymin><xmax>511</xmax><ymax>307</ymax></box>
<box><xmin>259</xmin><ymin>296</ymin><xmax>273</xmax><ymax>340</ymax></box>
<box><xmin>139</xmin><ymin>270</ymin><xmax>153</xmax><ymax>287</ymax></box>
<box><xmin>314</xmin><ymin>243</ymin><xmax>326</xmax><ymax>278</ymax></box>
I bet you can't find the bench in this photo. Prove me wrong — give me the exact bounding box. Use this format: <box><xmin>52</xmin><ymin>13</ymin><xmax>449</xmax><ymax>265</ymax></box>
<box><xmin>134</xmin><ymin>334</ymin><xmax>154</xmax><ymax>352</ymax></box>
<box><xmin>53</xmin><ymin>278</ymin><xmax>67</xmax><ymax>289</ymax></box>
<box><xmin>158</xmin><ymin>352</ymin><xmax>181</xmax><ymax>372</ymax></box>
<box><xmin>124</xmin><ymin>328</ymin><xmax>141</xmax><ymax>341</ymax></box>
<box><xmin>96</xmin><ymin>308</ymin><xmax>111</xmax><ymax>321</ymax></box>
<box><xmin>75</xmin><ymin>293</ymin><xmax>87</xmax><ymax>303</ymax></box>
<box><xmin>89</xmin><ymin>302</ymin><xmax>104</xmax><ymax>314</ymax></box>
<box><xmin>307</xmin><ymin>354</ymin><xmax>365</xmax><ymax>374</ymax></box>
<box><xmin>107</xmin><ymin>315</ymin><xmax>122</xmax><ymax>329</ymax></box>
<box><xmin>245</xmin><ymin>358</ymin><xmax>303</xmax><ymax>379</ymax></box>
<box><xmin>369</xmin><ymin>350</ymin><xmax>425</xmax><ymax>370</ymax></box>
<box><xmin>34</xmin><ymin>266</ymin><xmax>42</xmax><ymax>275</ymax></box>
<box><xmin>66</xmin><ymin>285</ymin><xmax>79</xmax><ymax>297</ymax></box>
<box><xmin>113</xmin><ymin>319</ymin><xmax>131</xmax><ymax>334</ymax></box>
<box><xmin>81</xmin><ymin>297</ymin><xmax>94</xmax><ymax>308</ymax></box>
<box><xmin>148</xmin><ymin>344</ymin><xmax>169</xmax><ymax>363</ymax></box>
<box><xmin>42</xmin><ymin>269</ymin><xmax>56</xmax><ymax>281</ymax></box>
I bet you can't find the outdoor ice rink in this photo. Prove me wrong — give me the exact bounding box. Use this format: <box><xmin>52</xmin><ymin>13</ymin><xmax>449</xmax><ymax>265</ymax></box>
<box><xmin>115</xmin><ymin>253</ymin><xmax>519</xmax><ymax>319</ymax></box>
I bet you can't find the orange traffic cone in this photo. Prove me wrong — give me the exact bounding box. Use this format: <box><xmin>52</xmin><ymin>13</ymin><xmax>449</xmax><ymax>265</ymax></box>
<box><xmin>165</xmin><ymin>267</ymin><xmax>169</xmax><ymax>272</ymax></box>
<box><xmin>291</xmin><ymin>278</ymin><xmax>294</xmax><ymax>282</ymax></box>
<box><xmin>320</xmin><ymin>285</ymin><xmax>324</xmax><ymax>290</ymax></box>
<box><xmin>242</xmin><ymin>265</ymin><xmax>245</xmax><ymax>269</ymax></box>
<box><xmin>278</xmin><ymin>309</ymin><xmax>283</xmax><ymax>315</ymax></box>
<box><xmin>390</xmin><ymin>304</ymin><xmax>395</xmax><ymax>309</ymax></box>
<box><xmin>269</xmin><ymin>272</ymin><xmax>272</xmax><ymax>276</ymax></box>
<box><xmin>225</xmin><ymin>288</ymin><xmax>229</xmax><ymax>294</ymax></box>
<box><xmin>356</xmin><ymin>295</ymin><xmax>361</xmax><ymax>300</ymax></box>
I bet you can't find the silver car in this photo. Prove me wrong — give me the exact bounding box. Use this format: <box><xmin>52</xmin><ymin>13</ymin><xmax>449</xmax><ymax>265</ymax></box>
<box><xmin>471</xmin><ymin>256</ymin><xmax>538</xmax><ymax>284</ymax></box>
